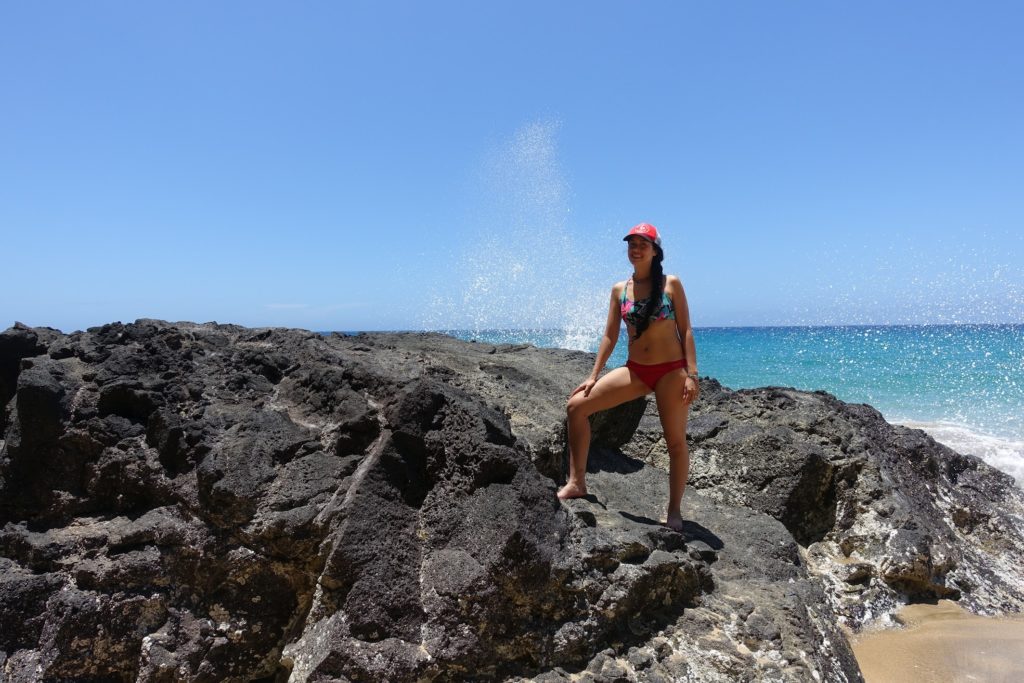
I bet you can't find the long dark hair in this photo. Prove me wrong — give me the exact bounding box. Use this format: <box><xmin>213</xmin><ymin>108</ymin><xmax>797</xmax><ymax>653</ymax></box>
<box><xmin>633</xmin><ymin>244</ymin><xmax>665</xmax><ymax>340</ymax></box>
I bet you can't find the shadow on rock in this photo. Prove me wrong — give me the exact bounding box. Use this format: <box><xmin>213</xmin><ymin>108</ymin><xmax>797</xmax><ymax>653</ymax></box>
<box><xmin>586</xmin><ymin>446</ymin><xmax>645</xmax><ymax>475</ymax></box>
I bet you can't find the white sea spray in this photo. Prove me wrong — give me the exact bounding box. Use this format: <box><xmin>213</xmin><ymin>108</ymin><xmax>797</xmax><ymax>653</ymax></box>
<box><xmin>420</xmin><ymin>120</ymin><xmax>614</xmax><ymax>349</ymax></box>
<box><xmin>898</xmin><ymin>419</ymin><xmax>1024</xmax><ymax>488</ymax></box>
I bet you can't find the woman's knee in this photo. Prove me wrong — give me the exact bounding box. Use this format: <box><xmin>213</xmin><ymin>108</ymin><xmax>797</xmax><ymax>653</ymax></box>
<box><xmin>566</xmin><ymin>394</ymin><xmax>590</xmax><ymax>420</ymax></box>
<box><xmin>664</xmin><ymin>435</ymin><xmax>688</xmax><ymax>455</ymax></box>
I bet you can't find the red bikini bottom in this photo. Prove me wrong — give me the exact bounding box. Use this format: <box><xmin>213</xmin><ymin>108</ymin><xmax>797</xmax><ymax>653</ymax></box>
<box><xmin>626</xmin><ymin>358</ymin><xmax>687</xmax><ymax>391</ymax></box>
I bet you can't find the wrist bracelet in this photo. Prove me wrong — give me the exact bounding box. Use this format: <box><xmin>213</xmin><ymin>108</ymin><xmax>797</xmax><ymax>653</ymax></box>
<box><xmin>687</xmin><ymin>371</ymin><xmax>698</xmax><ymax>379</ymax></box>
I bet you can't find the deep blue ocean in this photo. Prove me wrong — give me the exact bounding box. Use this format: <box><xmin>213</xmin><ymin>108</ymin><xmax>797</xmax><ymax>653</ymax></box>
<box><xmin>438</xmin><ymin>325</ymin><xmax>1024</xmax><ymax>487</ymax></box>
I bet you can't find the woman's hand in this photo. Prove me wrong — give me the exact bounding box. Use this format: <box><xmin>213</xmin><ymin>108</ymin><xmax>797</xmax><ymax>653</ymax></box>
<box><xmin>571</xmin><ymin>378</ymin><xmax>598</xmax><ymax>398</ymax></box>
<box><xmin>683</xmin><ymin>376</ymin><xmax>699</xmax><ymax>403</ymax></box>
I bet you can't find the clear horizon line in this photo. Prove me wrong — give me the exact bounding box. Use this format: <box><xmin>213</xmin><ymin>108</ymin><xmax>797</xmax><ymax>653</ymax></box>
<box><xmin>324</xmin><ymin>321</ymin><xmax>1024</xmax><ymax>334</ymax></box>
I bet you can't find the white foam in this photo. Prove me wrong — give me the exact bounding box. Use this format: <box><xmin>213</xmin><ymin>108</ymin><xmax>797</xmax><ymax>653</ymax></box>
<box><xmin>895</xmin><ymin>419</ymin><xmax>1024</xmax><ymax>488</ymax></box>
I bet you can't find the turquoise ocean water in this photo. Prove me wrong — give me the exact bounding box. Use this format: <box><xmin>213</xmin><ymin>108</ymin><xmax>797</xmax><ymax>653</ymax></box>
<box><xmin>439</xmin><ymin>325</ymin><xmax>1024</xmax><ymax>487</ymax></box>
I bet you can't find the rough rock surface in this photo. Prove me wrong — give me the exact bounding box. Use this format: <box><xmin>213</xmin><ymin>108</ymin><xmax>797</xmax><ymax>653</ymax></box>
<box><xmin>1</xmin><ymin>320</ymin><xmax>1021</xmax><ymax>681</ymax></box>
<box><xmin>622</xmin><ymin>378</ymin><xmax>1024</xmax><ymax>630</ymax></box>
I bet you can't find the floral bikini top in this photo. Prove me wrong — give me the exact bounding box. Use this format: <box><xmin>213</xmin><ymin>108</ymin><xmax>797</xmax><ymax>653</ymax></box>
<box><xmin>620</xmin><ymin>277</ymin><xmax>676</xmax><ymax>327</ymax></box>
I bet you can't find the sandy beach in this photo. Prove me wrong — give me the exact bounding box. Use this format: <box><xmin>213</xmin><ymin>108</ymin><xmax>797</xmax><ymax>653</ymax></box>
<box><xmin>851</xmin><ymin>600</ymin><xmax>1024</xmax><ymax>683</ymax></box>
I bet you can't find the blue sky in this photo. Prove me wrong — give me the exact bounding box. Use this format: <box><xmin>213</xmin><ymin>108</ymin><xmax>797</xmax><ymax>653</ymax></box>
<box><xmin>3</xmin><ymin>1</ymin><xmax>1022</xmax><ymax>333</ymax></box>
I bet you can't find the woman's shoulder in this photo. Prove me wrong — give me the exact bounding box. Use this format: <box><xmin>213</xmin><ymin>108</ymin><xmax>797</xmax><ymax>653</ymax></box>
<box><xmin>665</xmin><ymin>274</ymin><xmax>683</xmax><ymax>287</ymax></box>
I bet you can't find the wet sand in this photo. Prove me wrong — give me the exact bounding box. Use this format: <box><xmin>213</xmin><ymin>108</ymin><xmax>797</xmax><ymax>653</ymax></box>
<box><xmin>851</xmin><ymin>600</ymin><xmax>1024</xmax><ymax>683</ymax></box>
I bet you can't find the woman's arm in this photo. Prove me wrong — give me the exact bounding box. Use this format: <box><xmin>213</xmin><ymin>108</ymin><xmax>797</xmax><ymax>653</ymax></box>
<box><xmin>668</xmin><ymin>276</ymin><xmax>697</xmax><ymax>374</ymax></box>
<box><xmin>669</xmin><ymin>276</ymin><xmax>699</xmax><ymax>399</ymax></box>
<box><xmin>590</xmin><ymin>284</ymin><xmax>623</xmax><ymax>378</ymax></box>
<box><xmin>573</xmin><ymin>284</ymin><xmax>623</xmax><ymax>396</ymax></box>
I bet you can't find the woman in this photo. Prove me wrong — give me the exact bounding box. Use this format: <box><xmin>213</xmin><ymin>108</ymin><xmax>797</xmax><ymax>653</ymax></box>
<box><xmin>556</xmin><ymin>223</ymin><xmax>699</xmax><ymax>532</ymax></box>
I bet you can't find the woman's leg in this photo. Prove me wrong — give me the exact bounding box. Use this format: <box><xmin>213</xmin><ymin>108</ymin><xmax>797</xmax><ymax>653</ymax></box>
<box><xmin>558</xmin><ymin>366</ymin><xmax>650</xmax><ymax>499</ymax></box>
<box><xmin>653</xmin><ymin>369</ymin><xmax>692</xmax><ymax>531</ymax></box>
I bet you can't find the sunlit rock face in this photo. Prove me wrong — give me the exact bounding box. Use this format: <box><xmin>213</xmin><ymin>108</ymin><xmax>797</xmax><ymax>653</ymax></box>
<box><xmin>0</xmin><ymin>321</ymin><xmax>1020</xmax><ymax>681</ymax></box>
<box><xmin>625</xmin><ymin>378</ymin><xmax>1024</xmax><ymax>630</ymax></box>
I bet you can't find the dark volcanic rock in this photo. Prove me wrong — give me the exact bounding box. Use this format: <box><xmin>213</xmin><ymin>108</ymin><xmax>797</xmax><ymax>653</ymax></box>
<box><xmin>1</xmin><ymin>320</ymin><xmax>1020</xmax><ymax>682</ymax></box>
<box><xmin>0</xmin><ymin>322</ymin><xmax>709</xmax><ymax>682</ymax></box>
<box><xmin>541</xmin><ymin>449</ymin><xmax>861</xmax><ymax>683</ymax></box>
<box><xmin>624</xmin><ymin>378</ymin><xmax>1024</xmax><ymax>630</ymax></box>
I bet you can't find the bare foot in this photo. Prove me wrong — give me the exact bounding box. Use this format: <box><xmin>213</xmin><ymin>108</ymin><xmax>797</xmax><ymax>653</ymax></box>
<box><xmin>664</xmin><ymin>510</ymin><xmax>684</xmax><ymax>532</ymax></box>
<box><xmin>556</xmin><ymin>482</ymin><xmax>588</xmax><ymax>500</ymax></box>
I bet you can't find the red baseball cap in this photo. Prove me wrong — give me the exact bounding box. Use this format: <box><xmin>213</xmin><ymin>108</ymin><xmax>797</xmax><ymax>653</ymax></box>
<box><xmin>623</xmin><ymin>223</ymin><xmax>662</xmax><ymax>248</ymax></box>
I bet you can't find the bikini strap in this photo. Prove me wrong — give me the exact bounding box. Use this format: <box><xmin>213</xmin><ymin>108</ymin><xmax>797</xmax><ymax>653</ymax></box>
<box><xmin>621</xmin><ymin>278</ymin><xmax>631</xmax><ymax>304</ymax></box>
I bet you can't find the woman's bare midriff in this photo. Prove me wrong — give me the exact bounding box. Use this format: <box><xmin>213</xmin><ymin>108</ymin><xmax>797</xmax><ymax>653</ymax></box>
<box><xmin>626</xmin><ymin>318</ymin><xmax>685</xmax><ymax>364</ymax></box>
